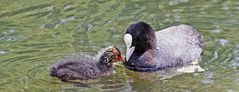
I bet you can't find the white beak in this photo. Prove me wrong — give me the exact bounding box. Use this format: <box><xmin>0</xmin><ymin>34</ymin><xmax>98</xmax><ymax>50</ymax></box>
<box><xmin>124</xmin><ymin>34</ymin><xmax>135</xmax><ymax>61</ymax></box>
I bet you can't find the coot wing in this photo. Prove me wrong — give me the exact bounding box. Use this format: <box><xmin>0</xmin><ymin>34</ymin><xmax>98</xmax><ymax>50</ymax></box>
<box><xmin>154</xmin><ymin>24</ymin><xmax>203</xmax><ymax>68</ymax></box>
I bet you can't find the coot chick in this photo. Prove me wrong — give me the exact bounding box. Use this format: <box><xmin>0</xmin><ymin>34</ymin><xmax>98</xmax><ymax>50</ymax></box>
<box><xmin>50</xmin><ymin>46</ymin><xmax>124</xmax><ymax>81</ymax></box>
<box><xmin>124</xmin><ymin>22</ymin><xmax>204</xmax><ymax>72</ymax></box>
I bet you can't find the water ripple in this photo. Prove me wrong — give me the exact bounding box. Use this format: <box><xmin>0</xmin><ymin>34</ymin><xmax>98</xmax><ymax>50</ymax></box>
<box><xmin>0</xmin><ymin>4</ymin><xmax>52</xmax><ymax>17</ymax></box>
<box><xmin>231</xmin><ymin>44</ymin><xmax>239</xmax><ymax>68</ymax></box>
<box><xmin>0</xmin><ymin>50</ymin><xmax>7</xmax><ymax>55</ymax></box>
<box><xmin>201</xmin><ymin>71</ymin><xmax>214</xmax><ymax>84</ymax></box>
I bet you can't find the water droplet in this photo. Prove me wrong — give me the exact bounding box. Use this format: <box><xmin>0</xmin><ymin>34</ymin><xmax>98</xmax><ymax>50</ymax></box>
<box><xmin>64</xmin><ymin>5</ymin><xmax>72</xmax><ymax>10</ymax></box>
<box><xmin>212</xmin><ymin>28</ymin><xmax>222</xmax><ymax>33</ymax></box>
<box><xmin>43</xmin><ymin>6</ymin><xmax>54</xmax><ymax>11</ymax></box>
<box><xmin>60</xmin><ymin>16</ymin><xmax>76</xmax><ymax>23</ymax></box>
<box><xmin>0</xmin><ymin>50</ymin><xmax>7</xmax><ymax>55</ymax></box>
<box><xmin>87</xmin><ymin>24</ymin><xmax>94</xmax><ymax>31</ymax></box>
<box><xmin>218</xmin><ymin>39</ymin><xmax>229</xmax><ymax>46</ymax></box>
<box><xmin>108</xmin><ymin>20</ymin><xmax>113</xmax><ymax>23</ymax></box>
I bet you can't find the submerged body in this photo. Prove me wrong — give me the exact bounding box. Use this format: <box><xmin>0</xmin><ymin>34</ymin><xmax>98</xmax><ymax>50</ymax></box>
<box><xmin>124</xmin><ymin>22</ymin><xmax>204</xmax><ymax>72</ymax></box>
<box><xmin>50</xmin><ymin>46</ymin><xmax>123</xmax><ymax>81</ymax></box>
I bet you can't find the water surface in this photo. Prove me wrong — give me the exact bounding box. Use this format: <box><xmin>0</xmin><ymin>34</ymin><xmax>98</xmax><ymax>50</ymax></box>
<box><xmin>0</xmin><ymin>0</ymin><xmax>239</xmax><ymax>92</ymax></box>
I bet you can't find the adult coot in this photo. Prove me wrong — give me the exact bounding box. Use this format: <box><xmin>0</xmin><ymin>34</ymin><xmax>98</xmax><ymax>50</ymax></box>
<box><xmin>50</xmin><ymin>46</ymin><xmax>124</xmax><ymax>81</ymax></box>
<box><xmin>124</xmin><ymin>22</ymin><xmax>204</xmax><ymax>72</ymax></box>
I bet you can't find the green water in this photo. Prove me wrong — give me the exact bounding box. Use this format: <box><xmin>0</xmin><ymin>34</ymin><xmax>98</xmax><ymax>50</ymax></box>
<box><xmin>0</xmin><ymin>0</ymin><xmax>239</xmax><ymax>92</ymax></box>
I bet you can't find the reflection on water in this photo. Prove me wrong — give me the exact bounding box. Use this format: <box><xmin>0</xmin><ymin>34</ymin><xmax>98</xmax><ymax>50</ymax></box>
<box><xmin>0</xmin><ymin>0</ymin><xmax>239</xmax><ymax>92</ymax></box>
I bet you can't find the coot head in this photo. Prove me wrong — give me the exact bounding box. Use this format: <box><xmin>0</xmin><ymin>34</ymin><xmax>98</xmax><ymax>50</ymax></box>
<box><xmin>124</xmin><ymin>22</ymin><xmax>157</xmax><ymax>61</ymax></box>
<box><xmin>99</xmin><ymin>46</ymin><xmax>124</xmax><ymax>65</ymax></box>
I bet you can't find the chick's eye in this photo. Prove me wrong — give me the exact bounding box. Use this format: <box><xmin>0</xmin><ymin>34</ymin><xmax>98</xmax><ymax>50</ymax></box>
<box><xmin>111</xmin><ymin>55</ymin><xmax>115</xmax><ymax>59</ymax></box>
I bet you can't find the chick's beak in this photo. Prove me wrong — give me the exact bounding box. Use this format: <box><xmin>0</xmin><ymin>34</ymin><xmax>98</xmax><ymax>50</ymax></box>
<box><xmin>112</xmin><ymin>48</ymin><xmax>124</xmax><ymax>62</ymax></box>
<box><xmin>116</xmin><ymin>55</ymin><xmax>124</xmax><ymax>62</ymax></box>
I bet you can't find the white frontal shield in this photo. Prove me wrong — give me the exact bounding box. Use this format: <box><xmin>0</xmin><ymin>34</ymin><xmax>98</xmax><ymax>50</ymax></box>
<box><xmin>124</xmin><ymin>34</ymin><xmax>135</xmax><ymax>61</ymax></box>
